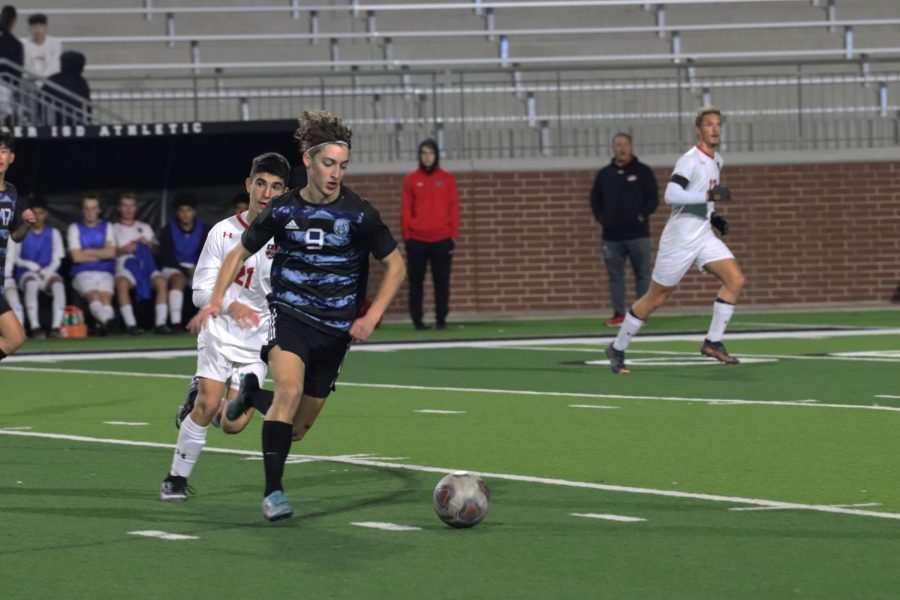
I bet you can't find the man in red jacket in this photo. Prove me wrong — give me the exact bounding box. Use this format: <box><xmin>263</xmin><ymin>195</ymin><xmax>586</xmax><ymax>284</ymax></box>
<box><xmin>401</xmin><ymin>139</ymin><xmax>459</xmax><ymax>330</ymax></box>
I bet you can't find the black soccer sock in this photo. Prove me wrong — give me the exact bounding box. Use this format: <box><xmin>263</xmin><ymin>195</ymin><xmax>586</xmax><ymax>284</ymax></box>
<box><xmin>250</xmin><ymin>388</ymin><xmax>275</xmax><ymax>415</ymax></box>
<box><xmin>262</xmin><ymin>421</ymin><xmax>293</xmax><ymax>497</ymax></box>
<box><xmin>715</xmin><ymin>297</ymin><xmax>734</xmax><ymax>306</ymax></box>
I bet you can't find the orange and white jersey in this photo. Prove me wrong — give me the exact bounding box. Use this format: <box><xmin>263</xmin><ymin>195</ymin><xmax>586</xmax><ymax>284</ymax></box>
<box><xmin>193</xmin><ymin>211</ymin><xmax>274</xmax><ymax>364</ymax></box>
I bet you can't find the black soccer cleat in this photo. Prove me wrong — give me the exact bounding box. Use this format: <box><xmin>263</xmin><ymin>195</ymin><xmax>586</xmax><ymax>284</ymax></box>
<box><xmin>175</xmin><ymin>376</ymin><xmax>200</xmax><ymax>429</ymax></box>
<box><xmin>159</xmin><ymin>474</ymin><xmax>192</xmax><ymax>502</ymax></box>
<box><xmin>700</xmin><ymin>339</ymin><xmax>740</xmax><ymax>365</ymax></box>
<box><xmin>226</xmin><ymin>373</ymin><xmax>259</xmax><ymax>421</ymax></box>
<box><xmin>604</xmin><ymin>343</ymin><xmax>631</xmax><ymax>374</ymax></box>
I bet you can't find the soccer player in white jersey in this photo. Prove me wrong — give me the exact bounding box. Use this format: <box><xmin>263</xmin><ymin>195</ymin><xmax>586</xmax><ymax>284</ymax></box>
<box><xmin>160</xmin><ymin>152</ymin><xmax>290</xmax><ymax>502</ymax></box>
<box><xmin>606</xmin><ymin>106</ymin><xmax>745</xmax><ymax>374</ymax></box>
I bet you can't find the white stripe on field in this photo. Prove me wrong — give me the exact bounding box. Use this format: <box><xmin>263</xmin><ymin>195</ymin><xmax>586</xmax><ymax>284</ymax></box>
<box><xmin>4</xmin><ymin>327</ymin><xmax>900</xmax><ymax>363</ymax></box>
<box><xmin>730</xmin><ymin>502</ymin><xmax>882</xmax><ymax>512</ymax></box>
<box><xmin>3</xmin><ymin>428</ymin><xmax>900</xmax><ymax>522</ymax></box>
<box><xmin>103</xmin><ymin>421</ymin><xmax>149</xmax><ymax>426</ymax></box>
<box><xmin>129</xmin><ymin>530</ymin><xmax>198</xmax><ymax>541</ymax></box>
<box><xmin>415</xmin><ymin>409</ymin><xmax>466</xmax><ymax>414</ymax></box>
<box><xmin>0</xmin><ymin>426</ymin><xmax>32</xmax><ymax>430</ymax></box>
<box><xmin>570</xmin><ymin>404</ymin><xmax>620</xmax><ymax>410</ymax></box>
<box><xmin>351</xmin><ymin>522</ymin><xmax>422</xmax><ymax>531</ymax></box>
<box><xmin>5</xmin><ymin>365</ymin><xmax>899</xmax><ymax>413</ymax></box>
<box><xmin>876</xmin><ymin>395</ymin><xmax>900</xmax><ymax>399</ymax></box>
<box><xmin>570</xmin><ymin>513</ymin><xmax>646</xmax><ymax>522</ymax></box>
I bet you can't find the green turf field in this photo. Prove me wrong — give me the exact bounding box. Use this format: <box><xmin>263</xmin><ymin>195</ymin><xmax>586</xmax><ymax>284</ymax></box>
<box><xmin>2</xmin><ymin>309</ymin><xmax>900</xmax><ymax>599</ymax></box>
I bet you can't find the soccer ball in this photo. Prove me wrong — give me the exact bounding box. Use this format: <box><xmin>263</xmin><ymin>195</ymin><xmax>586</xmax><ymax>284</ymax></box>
<box><xmin>433</xmin><ymin>471</ymin><xmax>490</xmax><ymax>528</ymax></box>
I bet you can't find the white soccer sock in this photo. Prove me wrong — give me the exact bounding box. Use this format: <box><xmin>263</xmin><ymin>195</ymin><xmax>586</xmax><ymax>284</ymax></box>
<box><xmin>89</xmin><ymin>300</ymin><xmax>106</xmax><ymax>323</ymax></box>
<box><xmin>169</xmin><ymin>414</ymin><xmax>208</xmax><ymax>479</ymax></box>
<box><xmin>24</xmin><ymin>279</ymin><xmax>40</xmax><ymax>331</ymax></box>
<box><xmin>155</xmin><ymin>303</ymin><xmax>168</xmax><ymax>327</ymax></box>
<box><xmin>168</xmin><ymin>289</ymin><xmax>183</xmax><ymax>326</ymax></box>
<box><xmin>50</xmin><ymin>282</ymin><xmax>65</xmax><ymax>329</ymax></box>
<box><xmin>101</xmin><ymin>304</ymin><xmax>115</xmax><ymax>323</ymax></box>
<box><xmin>613</xmin><ymin>312</ymin><xmax>645</xmax><ymax>352</ymax></box>
<box><xmin>6</xmin><ymin>287</ymin><xmax>24</xmax><ymax>324</ymax></box>
<box><xmin>706</xmin><ymin>300</ymin><xmax>735</xmax><ymax>343</ymax></box>
<box><xmin>121</xmin><ymin>303</ymin><xmax>137</xmax><ymax>327</ymax></box>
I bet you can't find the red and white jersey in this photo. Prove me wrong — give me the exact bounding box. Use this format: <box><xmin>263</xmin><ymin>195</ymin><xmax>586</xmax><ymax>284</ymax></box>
<box><xmin>662</xmin><ymin>145</ymin><xmax>723</xmax><ymax>245</ymax></box>
<box><xmin>193</xmin><ymin>211</ymin><xmax>274</xmax><ymax>363</ymax></box>
<box><xmin>113</xmin><ymin>220</ymin><xmax>158</xmax><ymax>257</ymax></box>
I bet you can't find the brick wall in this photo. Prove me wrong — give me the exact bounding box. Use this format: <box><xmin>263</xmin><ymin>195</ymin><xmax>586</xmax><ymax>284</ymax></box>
<box><xmin>347</xmin><ymin>161</ymin><xmax>900</xmax><ymax>319</ymax></box>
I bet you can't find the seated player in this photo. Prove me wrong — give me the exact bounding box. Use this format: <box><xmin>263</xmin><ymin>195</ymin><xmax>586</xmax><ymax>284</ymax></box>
<box><xmin>6</xmin><ymin>198</ymin><xmax>66</xmax><ymax>338</ymax></box>
<box><xmin>160</xmin><ymin>152</ymin><xmax>291</xmax><ymax>502</ymax></box>
<box><xmin>67</xmin><ymin>193</ymin><xmax>117</xmax><ymax>335</ymax></box>
<box><xmin>3</xmin><ymin>238</ymin><xmax>24</xmax><ymax>325</ymax></box>
<box><xmin>157</xmin><ymin>193</ymin><xmax>210</xmax><ymax>329</ymax></box>
<box><xmin>113</xmin><ymin>192</ymin><xmax>171</xmax><ymax>334</ymax></box>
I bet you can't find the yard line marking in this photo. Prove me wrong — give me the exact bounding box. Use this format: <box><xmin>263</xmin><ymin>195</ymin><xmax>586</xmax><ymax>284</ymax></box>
<box><xmin>103</xmin><ymin>421</ymin><xmax>149</xmax><ymax>426</ymax></box>
<box><xmin>730</xmin><ymin>502</ymin><xmax>882</xmax><ymax>512</ymax></box>
<box><xmin>6</xmin><ymin>365</ymin><xmax>900</xmax><ymax>413</ymax></box>
<box><xmin>4</xmin><ymin>428</ymin><xmax>900</xmax><ymax>522</ymax></box>
<box><xmin>351</xmin><ymin>522</ymin><xmax>422</xmax><ymax>531</ymax></box>
<box><xmin>570</xmin><ymin>513</ymin><xmax>646</xmax><ymax>523</ymax></box>
<box><xmin>876</xmin><ymin>395</ymin><xmax>900</xmax><ymax>399</ymax></box>
<box><xmin>129</xmin><ymin>530</ymin><xmax>198</xmax><ymax>541</ymax></box>
<box><xmin>415</xmin><ymin>409</ymin><xmax>466</xmax><ymax>414</ymax></box>
<box><xmin>570</xmin><ymin>404</ymin><xmax>620</xmax><ymax>410</ymax></box>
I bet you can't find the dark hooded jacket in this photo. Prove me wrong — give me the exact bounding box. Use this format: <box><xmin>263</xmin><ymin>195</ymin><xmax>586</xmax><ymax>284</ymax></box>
<box><xmin>46</xmin><ymin>50</ymin><xmax>91</xmax><ymax>124</ymax></box>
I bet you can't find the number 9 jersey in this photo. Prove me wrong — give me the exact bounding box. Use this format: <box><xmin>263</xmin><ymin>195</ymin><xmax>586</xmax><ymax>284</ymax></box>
<box><xmin>192</xmin><ymin>211</ymin><xmax>273</xmax><ymax>364</ymax></box>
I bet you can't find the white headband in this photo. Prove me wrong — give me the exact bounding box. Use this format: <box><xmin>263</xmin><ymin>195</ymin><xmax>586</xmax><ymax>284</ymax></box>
<box><xmin>305</xmin><ymin>140</ymin><xmax>350</xmax><ymax>154</ymax></box>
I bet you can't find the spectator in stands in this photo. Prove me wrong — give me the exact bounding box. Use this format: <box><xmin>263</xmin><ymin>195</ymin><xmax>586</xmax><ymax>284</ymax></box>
<box><xmin>0</xmin><ymin>5</ymin><xmax>23</xmax><ymax>126</ymax></box>
<box><xmin>22</xmin><ymin>13</ymin><xmax>60</xmax><ymax>79</ymax></box>
<box><xmin>46</xmin><ymin>50</ymin><xmax>90</xmax><ymax>126</ymax></box>
<box><xmin>5</xmin><ymin>197</ymin><xmax>65</xmax><ymax>338</ymax></box>
<box><xmin>67</xmin><ymin>192</ymin><xmax>116</xmax><ymax>336</ymax></box>
<box><xmin>590</xmin><ymin>132</ymin><xmax>659</xmax><ymax>327</ymax></box>
<box><xmin>113</xmin><ymin>191</ymin><xmax>172</xmax><ymax>335</ymax></box>
<box><xmin>158</xmin><ymin>193</ymin><xmax>209</xmax><ymax>329</ymax></box>
<box><xmin>400</xmin><ymin>138</ymin><xmax>459</xmax><ymax>330</ymax></box>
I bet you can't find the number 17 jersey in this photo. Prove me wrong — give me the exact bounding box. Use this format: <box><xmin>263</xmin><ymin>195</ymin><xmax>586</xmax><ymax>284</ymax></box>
<box><xmin>193</xmin><ymin>211</ymin><xmax>274</xmax><ymax>364</ymax></box>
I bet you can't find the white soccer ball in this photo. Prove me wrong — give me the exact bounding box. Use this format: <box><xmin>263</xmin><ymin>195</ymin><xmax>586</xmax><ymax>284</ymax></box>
<box><xmin>433</xmin><ymin>471</ymin><xmax>490</xmax><ymax>528</ymax></box>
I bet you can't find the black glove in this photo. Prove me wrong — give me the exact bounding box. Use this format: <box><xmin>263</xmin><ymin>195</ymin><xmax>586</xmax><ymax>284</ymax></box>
<box><xmin>710</xmin><ymin>212</ymin><xmax>729</xmax><ymax>236</ymax></box>
<box><xmin>707</xmin><ymin>185</ymin><xmax>731</xmax><ymax>202</ymax></box>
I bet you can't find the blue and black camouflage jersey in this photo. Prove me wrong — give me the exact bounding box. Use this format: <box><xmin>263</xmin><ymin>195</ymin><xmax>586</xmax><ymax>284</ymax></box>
<box><xmin>241</xmin><ymin>185</ymin><xmax>397</xmax><ymax>334</ymax></box>
<box><xmin>0</xmin><ymin>182</ymin><xmax>21</xmax><ymax>274</ymax></box>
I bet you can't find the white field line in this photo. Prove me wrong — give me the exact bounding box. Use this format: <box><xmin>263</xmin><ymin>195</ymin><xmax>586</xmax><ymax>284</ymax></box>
<box><xmin>414</xmin><ymin>409</ymin><xmax>466</xmax><ymax>414</ymax></box>
<box><xmin>3</xmin><ymin>327</ymin><xmax>900</xmax><ymax>363</ymax></box>
<box><xmin>4</xmin><ymin>364</ymin><xmax>900</xmax><ymax>413</ymax></box>
<box><xmin>351</xmin><ymin>522</ymin><xmax>422</xmax><ymax>531</ymax></box>
<box><xmin>570</xmin><ymin>404</ymin><xmax>620</xmax><ymax>409</ymax></box>
<box><xmin>570</xmin><ymin>513</ymin><xmax>646</xmax><ymax>522</ymax></box>
<box><xmin>2</xmin><ymin>428</ymin><xmax>900</xmax><ymax>522</ymax></box>
<box><xmin>876</xmin><ymin>395</ymin><xmax>900</xmax><ymax>399</ymax></box>
<box><xmin>730</xmin><ymin>502</ymin><xmax>882</xmax><ymax>512</ymax></box>
<box><xmin>506</xmin><ymin>346</ymin><xmax>900</xmax><ymax>363</ymax></box>
<box><xmin>128</xmin><ymin>530</ymin><xmax>198</xmax><ymax>541</ymax></box>
<box><xmin>103</xmin><ymin>421</ymin><xmax>149</xmax><ymax>426</ymax></box>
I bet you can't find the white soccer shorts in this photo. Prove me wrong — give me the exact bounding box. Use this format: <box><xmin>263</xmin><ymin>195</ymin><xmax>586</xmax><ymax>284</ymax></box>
<box><xmin>72</xmin><ymin>271</ymin><xmax>115</xmax><ymax>296</ymax></box>
<box><xmin>196</xmin><ymin>342</ymin><xmax>267</xmax><ymax>391</ymax></box>
<box><xmin>651</xmin><ymin>229</ymin><xmax>735</xmax><ymax>288</ymax></box>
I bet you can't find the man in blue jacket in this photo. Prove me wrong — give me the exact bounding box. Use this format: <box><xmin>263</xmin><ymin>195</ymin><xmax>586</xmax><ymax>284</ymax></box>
<box><xmin>589</xmin><ymin>133</ymin><xmax>658</xmax><ymax>327</ymax></box>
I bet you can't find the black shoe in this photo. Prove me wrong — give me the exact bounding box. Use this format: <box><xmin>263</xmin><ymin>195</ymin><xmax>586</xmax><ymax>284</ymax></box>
<box><xmin>154</xmin><ymin>324</ymin><xmax>173</xmax><ymax>335</ymax></box>
<box><xmin>413</xmin><ymin>322</ymin><xmax>432</xmax><ymax>330</ymax></box>
<box><xmin>30</xmin><ymin>328</ymin><xmax>46</xmax><ymax>340</ymax></box>
<box><xmin>435</xmin><ymin>322</ymin><xmax>447</xmax><ymax>330</ymax></box>
<box><xmin>175</xmin><ymin>376</ymin><xmax>200</xmax><ymax>429</ymax></box>
<box><xmin>48</xmin><ymin>328</ymin><xmax>63</xmax><ymax>338</ymax></box>
<box><xmin>700</xmin><ymin>339</ymin><xmax>740</xmax><ymax>365</ymax></box>
<box><xmin>225</xmin><ymin>373</ymin><xmax>259</xmax><ymax>421</ymax></box>
<box><xmin>159</xmin><ymin>474</ymin><xmax>192</xmax><ymax>502</ymax></box>
<box><xmin>605</xmin><ymin>343</ymin><xmax>631</xmax><ymax>374</ymax></box>
<box><xmin>126</xmin><ymin>326</ymin><xmax>144</xmax><ymax>336</ymax></box>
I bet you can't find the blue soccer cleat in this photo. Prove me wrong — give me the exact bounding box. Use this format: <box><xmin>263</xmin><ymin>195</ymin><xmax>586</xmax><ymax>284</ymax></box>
<box><xmin>262</xmin><ymin>490</ymin><xmax>294</xmax><ymax>522</ymax></box>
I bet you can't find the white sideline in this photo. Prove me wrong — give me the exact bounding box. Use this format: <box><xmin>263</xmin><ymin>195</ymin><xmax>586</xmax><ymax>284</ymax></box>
<box><xmin>2</xmin><ymin>429</ymin><xmax>900</xmax><ymax>522</ymax></box>
<box><xmin>4</xmin><ymin>364</ymin><xmax>900</xmax><ymax>413</ymax></box>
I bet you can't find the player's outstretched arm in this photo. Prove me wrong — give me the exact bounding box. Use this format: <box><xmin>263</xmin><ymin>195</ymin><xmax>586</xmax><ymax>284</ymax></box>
<box><xmin>349</xmin><ymin>248</ymin><xmax>406</xmax><ymax>342</ymax></box>
<box><xmin>189</xmin><ymin>243</ymin><xmax>253</xmax><ymax>332</ymax></box>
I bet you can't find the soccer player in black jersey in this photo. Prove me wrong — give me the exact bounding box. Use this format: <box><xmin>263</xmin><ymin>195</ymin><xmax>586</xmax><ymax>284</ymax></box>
<box><xmin>0</xmin><ymin>132</ymin><xmax>35</xmax><ymax>362</ymax></box>
<box><xmin>194</xmin><ymin>111</ymin><xmax>406</xmax><ymax>521</ymax></box>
